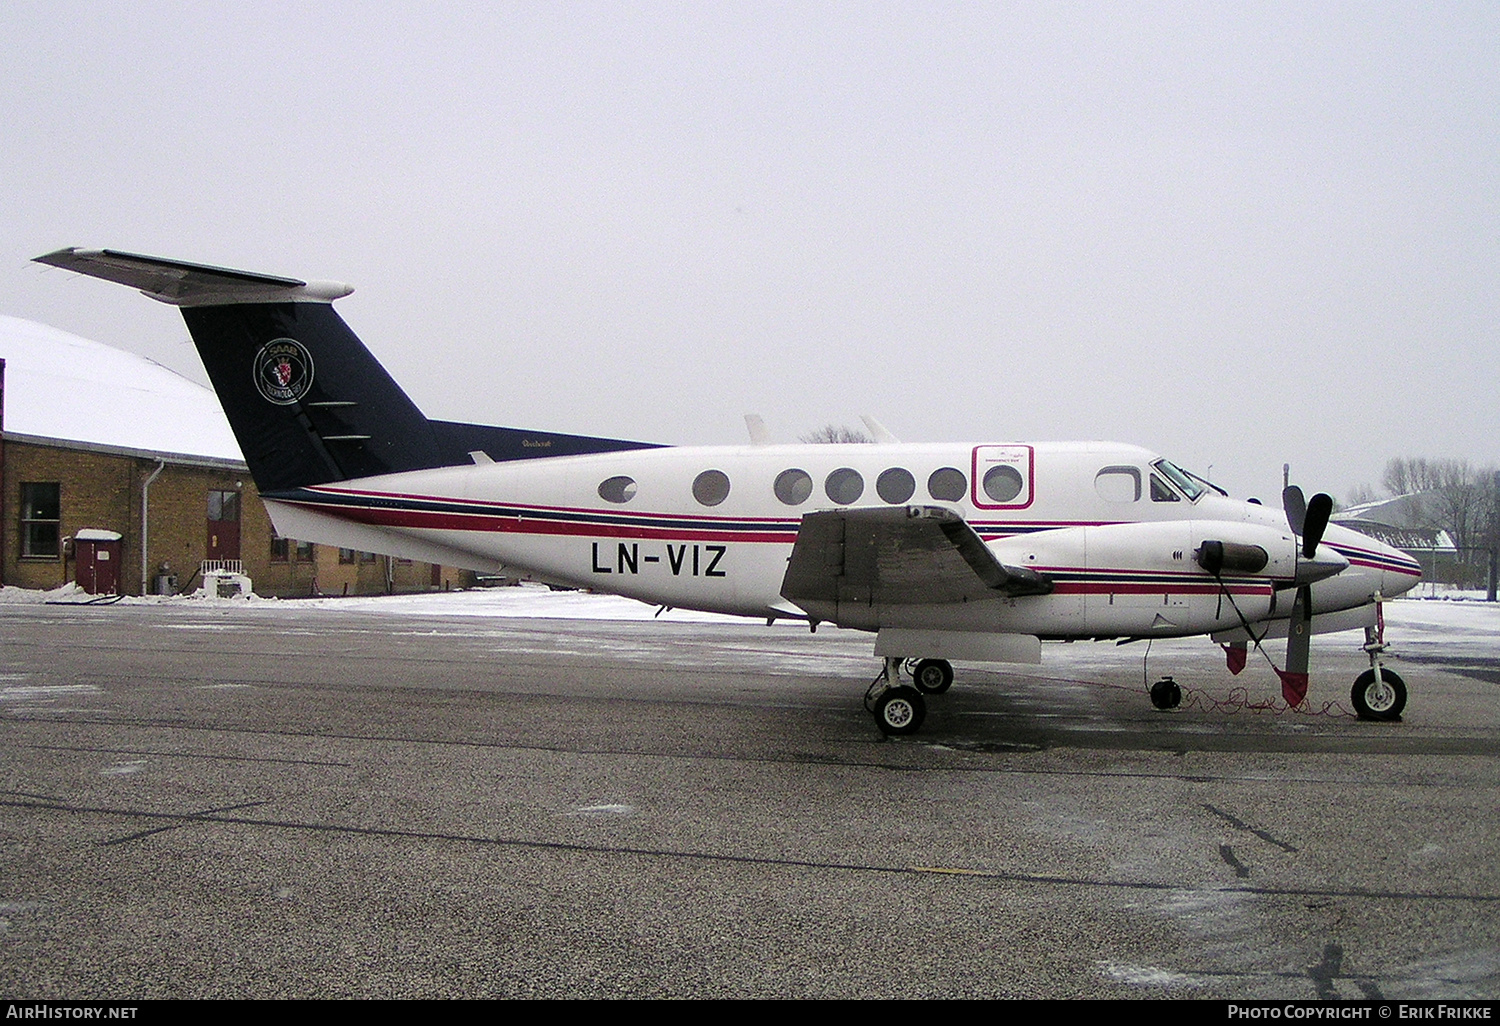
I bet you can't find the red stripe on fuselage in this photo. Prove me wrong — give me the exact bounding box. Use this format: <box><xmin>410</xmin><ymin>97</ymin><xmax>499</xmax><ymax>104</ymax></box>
<box><xmin>281</xmin><ymin>498</ymin><xmax>796</xmax><ymax>544</ymax></box>
<box><xmin>1049</xmin><ymin>582</ymin><xmax>1270</xmax><ymax>596</ymax></box>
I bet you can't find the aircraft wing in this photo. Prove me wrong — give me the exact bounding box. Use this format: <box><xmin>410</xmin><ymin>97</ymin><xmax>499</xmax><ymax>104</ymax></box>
<box><xmin>780</xmin><ymin>505</ymin><xmax>1053</xmax><ymax>609</ymax></box>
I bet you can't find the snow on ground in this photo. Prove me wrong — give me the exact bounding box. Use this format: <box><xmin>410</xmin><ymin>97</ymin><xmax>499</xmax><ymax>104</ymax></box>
<box><xmin>1373</xmin><ymin>593</ymin><xmax>1500</xmax><ymax>659</ymax></box>
<box><xmin>1</xmin><ymin>581</ymin><xmax>1496</xmax><ymax>653</ymax></box>
<box><xmin>0</xmin><ymin>580</ymin><xmax>745</xmax><ymax>623</ymax></box>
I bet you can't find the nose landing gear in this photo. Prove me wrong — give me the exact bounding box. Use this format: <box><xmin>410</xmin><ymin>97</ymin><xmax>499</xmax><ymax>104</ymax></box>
<box><xmin>1353</xmin><ymin>601</ymin><xmax>1405</xmax><ymax>720</ymax></box>
<box><xmin>1352</xmin><ymin>666</ymin><xmax>1406</xmax><ymax>720</ymax></box>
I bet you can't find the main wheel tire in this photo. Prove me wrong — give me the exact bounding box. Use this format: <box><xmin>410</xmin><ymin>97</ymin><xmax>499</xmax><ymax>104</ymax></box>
<box><xmin>912</xmin><ymin>658</ymin><xmax>954</xmax><ymax>695</ymax></box>
<box><xmin>1351</xmin><ymin>668</ymin><xmax>1406</xmax><ymax>721</ymax></box>
<box><xmin>874</xmin><ymin>686</ymin><xmax>926</xmax><ymax>736</ymax></box>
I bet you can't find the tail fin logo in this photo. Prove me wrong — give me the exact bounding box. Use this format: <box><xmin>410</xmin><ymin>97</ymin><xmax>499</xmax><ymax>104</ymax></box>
<box><xmin>254</xmin><ymin>338</ymin><xmax>315</xmax><ymax>405</ymax></box>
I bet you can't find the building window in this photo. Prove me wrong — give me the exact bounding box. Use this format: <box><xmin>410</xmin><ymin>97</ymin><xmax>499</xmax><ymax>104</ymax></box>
<box><xmin>20</xmin><ymin>483</ymin><xmax>61</xmax><ymax>558</ymax></box>
<box><xmin>339</xmin><ymin>548</ymin><xmax>357</xmax><ymax>564</ymax></box>
<box><xmin>295</xmin><ymin>541</ymin><xmax>315</xmax><ymax>562</ymax></box>
<box><xmin>360</xmin><ymin>550</ymin><xmax>376</xmax><ymax>564</ymax></box>
<box><xmin>207</xmin><ymin>489</ymin><xmax>240</xmax><ymax>522</ymax></box>
<box><xmin>270</xmin><ymin>536</ymin><xmax>289</xmax><ymax>562</ymax></box>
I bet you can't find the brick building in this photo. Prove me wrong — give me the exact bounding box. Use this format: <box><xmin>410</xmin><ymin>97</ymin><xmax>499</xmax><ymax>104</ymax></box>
<box><xmin>1</xmin><ymin>316</ymin><xmax>471</xmax><ymax>597</ymax></box>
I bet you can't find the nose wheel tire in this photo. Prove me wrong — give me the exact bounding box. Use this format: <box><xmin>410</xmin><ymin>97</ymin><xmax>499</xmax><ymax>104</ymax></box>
<box><xmin>911</xmin><ymin>659</ymin><xmax>954</xmax><ymax>695</ymax></box>
<box><xmin>874</xmin><ymin>686</ymin><xmax>926</xmax><ymax>736</ymax></box>
<box><xmin>1351</xmin><ymin>668</ymin><xmax>1406</xmax><ymax>721</ymax></box>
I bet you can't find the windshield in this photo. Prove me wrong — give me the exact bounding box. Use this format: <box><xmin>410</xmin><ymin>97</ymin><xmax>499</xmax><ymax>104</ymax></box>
<box><xmin>1152</xmin><ymin>459</ymin><xmax>1207</xmax><ymax>501</ymax></box>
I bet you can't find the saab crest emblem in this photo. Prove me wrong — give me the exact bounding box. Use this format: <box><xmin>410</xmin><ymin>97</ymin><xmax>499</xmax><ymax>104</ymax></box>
<box><xmin>254</xmin><ymin>338</ymin><xmax>315</xmax><ymax>405</ymax></box>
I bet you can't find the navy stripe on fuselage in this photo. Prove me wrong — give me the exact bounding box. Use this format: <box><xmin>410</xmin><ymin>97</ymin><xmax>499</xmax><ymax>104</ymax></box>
<box><xmin>1327</xmin><ymin>542</ymin><xmax>1422</xmax><ymax>577</ymax></box>
<box><xmin>266</xmin><ymin>486</ymin><xmax>1125</xmax><ymax>540</ymax></box>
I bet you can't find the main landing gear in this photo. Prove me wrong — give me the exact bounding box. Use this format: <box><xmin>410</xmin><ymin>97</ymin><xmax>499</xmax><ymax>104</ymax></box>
<box><xmin>910</xmin><ymin>658</ymin><xmax>954</xmax><ymax>695</ymax></box>
<box><xmin>865</xmin><ymin>657</ymin><xmax>955</xmax><ymax>735</ymax></box>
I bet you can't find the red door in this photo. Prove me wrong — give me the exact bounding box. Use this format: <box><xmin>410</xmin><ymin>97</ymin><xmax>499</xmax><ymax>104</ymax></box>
<box><xmin>207</xmin><ymin>489</ymin><xmax>241</xmax><ymax>562</ymax></box>
<box><xmin>75</xmin><ymin>531</ymin><xmax>122</xmax><ymax>595</ymax></box>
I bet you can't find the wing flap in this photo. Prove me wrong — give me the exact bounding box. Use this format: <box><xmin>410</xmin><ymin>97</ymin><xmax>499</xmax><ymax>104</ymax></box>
<box><xmin>780</xmin><ymin>505</ymin><xmax>1051</xmax><ymax>611</ymax></box>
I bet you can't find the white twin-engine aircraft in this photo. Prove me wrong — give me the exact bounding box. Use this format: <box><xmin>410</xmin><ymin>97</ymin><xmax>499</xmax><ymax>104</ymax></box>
<box><xmin>37</xmin><ymin>248</ymin><xmax>1423</xmax><ymax>735</ymax></box>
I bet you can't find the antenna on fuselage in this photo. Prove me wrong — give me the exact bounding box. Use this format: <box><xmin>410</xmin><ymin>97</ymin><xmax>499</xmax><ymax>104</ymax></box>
<box><xmin>745</xmin><ymin>414</ymin><xmax>771</xmax><ymax>446</ymax></box>
<box><xmin>860</xmin><ymin>415</ymin><xmax>900</xmax><ymax>444</ymax></box>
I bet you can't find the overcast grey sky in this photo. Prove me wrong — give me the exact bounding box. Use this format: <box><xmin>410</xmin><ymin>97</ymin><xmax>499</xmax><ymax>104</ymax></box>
<box><xmin>3</xmin><ymin>2</ymin><xmax>1495</xmax><ymax>501</ymax></box>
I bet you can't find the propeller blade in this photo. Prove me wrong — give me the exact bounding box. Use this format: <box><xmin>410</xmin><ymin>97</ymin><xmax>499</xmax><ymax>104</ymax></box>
<box><xmin>1303</xmin><ymin>492</ymin><xmax>1333</xmax><ymax>559</ymax></box>
<box><xmin>1282</xmin><ymin>485</ymin><xmax>1307</xmax><ymax>536</ymax></box>
<box><xmin>1279</xmin><ymin>583</ymin><xmax>1313</xmax><ymax>707</ymax></box>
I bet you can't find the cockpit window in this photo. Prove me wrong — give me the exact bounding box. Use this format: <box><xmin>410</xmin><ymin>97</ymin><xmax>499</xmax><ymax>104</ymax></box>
<box><xmin>1152</xmin><ymin>459</ymin><xmax>1206</xmax><ymax>501</ymax></box>
<box><xmin>1095</xmin><ymin>466</ymin><xmax>1141</xmax><ymax>503</ymax></box>
<box><xmin>1150</xmin><ymin>474</ymin><xmax>1180</xmax><ymax>502</ymax></box>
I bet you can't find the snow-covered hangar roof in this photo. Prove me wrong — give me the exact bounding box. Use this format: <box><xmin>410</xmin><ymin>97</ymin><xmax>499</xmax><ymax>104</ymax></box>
<box><xmin>0</xmin><ymin>314</ymin><xmax>242</xmax><ymax>464</ymax></box>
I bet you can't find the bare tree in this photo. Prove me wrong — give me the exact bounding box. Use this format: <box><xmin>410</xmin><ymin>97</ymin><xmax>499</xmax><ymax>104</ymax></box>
<box><xmin>1382</xmin><ymin>456</ymin><xmax>1472</xmax><ymax>496</ymax></box>
<box><xmin>1378</xmin><ymin>458</ymin><xmax>1500</xmax><ymax>587</ymax></box>
<box><xmin>799</xmin><ymin>424</ymin><xmax>873</xmax><ymax>444</ymax></box>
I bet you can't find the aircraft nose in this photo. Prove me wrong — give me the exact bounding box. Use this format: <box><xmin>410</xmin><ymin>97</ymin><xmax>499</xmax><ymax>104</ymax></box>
<box><xmin>1321</xmin><ymin>522</ymin><xmax>1423</xmax><ymax>599</ymax></box>
<box><xmin>1377</xmin><ymin>539</ymin><xmax>1424</xmax><ymax>598</ymax></box>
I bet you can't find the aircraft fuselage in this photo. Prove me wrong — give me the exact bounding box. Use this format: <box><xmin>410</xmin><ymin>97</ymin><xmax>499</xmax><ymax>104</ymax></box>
<box><xmin>262</xmin><ymin>439</ymin><xmax>1422</xmax><ymax>640</ymax></box>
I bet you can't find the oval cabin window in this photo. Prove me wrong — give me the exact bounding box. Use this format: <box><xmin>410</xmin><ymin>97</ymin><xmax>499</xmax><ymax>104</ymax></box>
<box><xmin>876</xmin><ymin>468</ymin><xmax>915</xmax><ymax>504</ymax></box>
<box><xmin>774</xmin><ymin>468</ymin><xmax>813</xmax><ymax>505</ymax></box>
<box><xmin>982</xmin><ymin>465</ymin><xmax>1024</xmax><ymax>504</ymax></box>
<box><xmin>927</xmin><ymin>467</ymin><xmax>967</xmax><ymax>502</ymax></box>
<box><xmin>692</xmin><ymin>469</ymin><xmax>731</xmax><ymax>506</ymax></box>
<box><xmin>598</xmin><ymin>476</ymin><xmax>638</xmax><ymax>504</ymax></box>
<box><xmin>824</xmin><ymin>468</ymin><xmax>865</xmax><ymax>505</ymax></box>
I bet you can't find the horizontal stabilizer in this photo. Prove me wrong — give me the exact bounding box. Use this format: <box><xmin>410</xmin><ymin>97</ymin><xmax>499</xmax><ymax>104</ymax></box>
<box><xmin>35</xmin><ymin>248</ymin><xmax>353</xmax><ymax>306</ymax></box>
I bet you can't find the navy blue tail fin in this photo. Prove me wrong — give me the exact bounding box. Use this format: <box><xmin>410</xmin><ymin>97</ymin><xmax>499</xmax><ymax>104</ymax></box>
<box><xmin>35</xmin><ymin>249</ymin><xmax>660</xmax><ymax>494</ymax></box>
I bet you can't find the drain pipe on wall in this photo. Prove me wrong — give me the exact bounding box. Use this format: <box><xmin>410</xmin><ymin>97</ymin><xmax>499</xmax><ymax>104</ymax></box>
<box><xmin>140</xmin><ymin>460</ymin><xmax>165</xmax><ymax>595</ymax></box>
